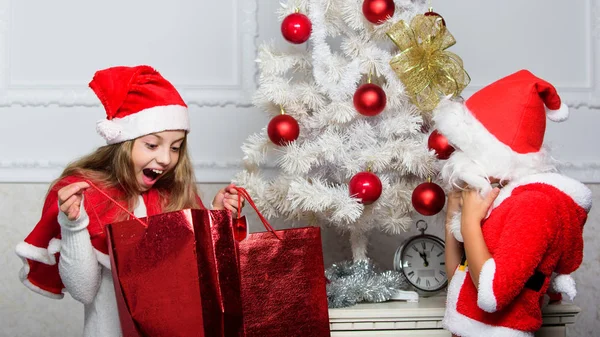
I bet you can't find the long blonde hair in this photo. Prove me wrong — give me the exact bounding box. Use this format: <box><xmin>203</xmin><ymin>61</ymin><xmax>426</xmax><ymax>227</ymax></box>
<box><xmin>51</xmin><ymin>135</ymin><xmax>200</xmax><ymax>213</ymax></box>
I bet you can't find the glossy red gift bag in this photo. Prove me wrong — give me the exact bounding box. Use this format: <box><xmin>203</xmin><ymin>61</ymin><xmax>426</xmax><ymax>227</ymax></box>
<box><xmin>106</xmin><ymin>209</ymin><xmax>244</xmax><ymax>337</ymax></box>
<box><xmin>234</xmin><ymin>188</ymin><xmax>331</xmax><ymax>337</ymax></box>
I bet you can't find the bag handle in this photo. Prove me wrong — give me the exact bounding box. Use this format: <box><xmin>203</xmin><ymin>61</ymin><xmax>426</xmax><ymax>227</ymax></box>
<box><xmin>234</xmin><ymin>187</ymin><xmax>281</xmax><ymax>240</ymax></box>
<box><xmin>84</xmin><ymin>180</ymin><xmax>279</xmax><ymax>240</ymax></box>
<box><xmin>83</xmin><ymin>179</ymin><xmax>148</xmax><ymax>227</ymax></box>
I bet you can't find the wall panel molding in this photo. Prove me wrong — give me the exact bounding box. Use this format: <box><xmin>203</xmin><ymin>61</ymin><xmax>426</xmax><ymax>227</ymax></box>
<box><xmin>0</xmin><ymin>0</ymin><xmax>258</xmax><ymax>107</ymax></box>
<box><xmin>457</xmin><ymin>0</ymin><xmax>600</xmax><ymax>109</ymax></box>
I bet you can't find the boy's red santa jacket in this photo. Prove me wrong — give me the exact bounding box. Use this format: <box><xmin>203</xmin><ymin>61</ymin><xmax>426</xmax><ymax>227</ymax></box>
<box><xmin>15</xmin><ymin>176</ymin><xmax>203</xmax><ymax>298</ymax></box>
<box><xmin>444</xmin><ymin>173</ymin><xmax>591</xmax><ymax>337</ymax></box>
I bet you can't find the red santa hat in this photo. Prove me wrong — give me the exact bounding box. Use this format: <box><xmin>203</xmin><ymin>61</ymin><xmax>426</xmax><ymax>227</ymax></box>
<box><xmin>433</xmin><ymin>70</ymin><xmax>569</xmax><ymax>189</ymax></box>
<box><xmin>90</xmin><ymin>65</ymin><xmax>189</xmax><ymax>144</ymax></box>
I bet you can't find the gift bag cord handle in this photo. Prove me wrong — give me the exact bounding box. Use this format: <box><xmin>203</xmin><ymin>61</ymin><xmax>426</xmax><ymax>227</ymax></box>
<box><xmin>83</xmin><ymin>179</ymin><xmax>148</xmax><ymax>227</ymax></box>
<box><xmin>234</xmin><ymin>187</ymin><xmax>281</xmax><ymax>240</ymax></box>
<box><xmin>83</xmin><ymin>180</ymin><xmax>279</xmax><ymax>240</ymax></box>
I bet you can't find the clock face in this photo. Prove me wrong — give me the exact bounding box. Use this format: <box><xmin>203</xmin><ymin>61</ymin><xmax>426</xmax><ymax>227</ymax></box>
<box><xmin>400</xmin><ymin>236</ymin><xmax>447</xmax><ymax>292</ymax></box>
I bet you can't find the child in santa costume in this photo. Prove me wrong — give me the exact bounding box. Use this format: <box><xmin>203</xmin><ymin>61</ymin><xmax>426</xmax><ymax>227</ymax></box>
<box><xmin>434</xmin><ymin>70</ymin><xmax>592</xmax><ymax>337</ymax></box>
<box><xmin>15</xmin><ymin>65</ymin><xmax>245</xmax><ymax>337</ymax></box>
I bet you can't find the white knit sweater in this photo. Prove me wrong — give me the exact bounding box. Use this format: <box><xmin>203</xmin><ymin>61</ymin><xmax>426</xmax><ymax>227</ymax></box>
<box><xmin>59</xmin><ymin>196</ymin><xmax>147</xmax><ymax>337</ymax></box>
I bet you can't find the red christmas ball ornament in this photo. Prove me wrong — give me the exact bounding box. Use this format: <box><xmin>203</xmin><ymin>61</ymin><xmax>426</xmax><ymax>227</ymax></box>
<box><xmin>412</xmin><ymin>181</ymin><xmax>446</xmax><ymax>216</ymax></box>
<box><xmin>424</xmin><ymin>9</ymin><xmax>446</xmax><ymax>26</ymax></box>
<box><xmin>353</xmin><ymin>83</ymin><xmax>387</xmax><ymax>116</ymax></box>
<box><xmin>362</xmin><ymin>0</ymin><xmax>395</xmax><ymax>24</ymax></box>
<box><xmin>349</xmin><ymin>171</ymin><xmax>383</xmax><ymax>205</ymax></box>
<box><xmin>281</xmin><ymin>12</ymin><xmax>312</xmax><ymax>44</ymax></box>
<box><xmin>268</xmin><ymin>114</ymin><xmax>300</xmax><ymax>145</ymax></box>
<box><xmin>427</xmin><ymin>129</ymin><xmax>455</xmax><ymax>160</ymax></box>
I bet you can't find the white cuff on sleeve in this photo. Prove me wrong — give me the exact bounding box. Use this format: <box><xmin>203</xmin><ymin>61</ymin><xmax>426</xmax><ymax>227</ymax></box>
<box><xmin>57</xmin><ymin>196</ymin><xmax>89</xmax><ymax>232</ymax></box>
<box><xmin>551</xmin><ymin>274</ymin><xmax>577</xmax><ymax>300</ymax></box>
<box><xmin>477</xmin><ymin>258</ymin><xmax>498</xmax><ymax>313</ymax></box>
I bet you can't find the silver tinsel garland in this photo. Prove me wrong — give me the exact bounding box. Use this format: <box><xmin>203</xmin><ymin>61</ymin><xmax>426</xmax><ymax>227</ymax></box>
<box><xmin>325</xmin><ymin>259</ymin><xmax>410</xmax><ymax>308</ymax></box>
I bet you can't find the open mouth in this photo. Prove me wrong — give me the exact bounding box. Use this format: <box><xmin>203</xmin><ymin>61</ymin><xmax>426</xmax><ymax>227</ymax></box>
<box><xmin>142</xmin><ymin>168</ymin><xmax>164</xmax><ymax>181</ymax></box>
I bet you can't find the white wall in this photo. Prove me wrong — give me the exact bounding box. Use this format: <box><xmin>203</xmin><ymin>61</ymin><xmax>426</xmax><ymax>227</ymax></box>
<box><xmin>0</xmin><ymin>0</ymin><xmax>598</xmax><ymax>336</ymax></box>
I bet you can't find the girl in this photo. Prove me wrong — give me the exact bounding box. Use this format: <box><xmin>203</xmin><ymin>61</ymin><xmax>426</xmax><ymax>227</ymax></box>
<box><xmin>433</xmin><ymin>70</ymin><xmax>591</xmax><ymax>337</ymax></box>
<box><xmin>16</xmin><ymin>65</ymin><xmax>245</xmax><ymax>337</ymax></box>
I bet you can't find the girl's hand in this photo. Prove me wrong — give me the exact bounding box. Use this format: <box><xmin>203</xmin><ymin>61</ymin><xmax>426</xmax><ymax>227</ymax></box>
<box><xmin>460</xmin><ymin>187</ymin><xmax>500</xmax><ymax>230</ymax></box>
<box><xmin>212</xmin><ymin>183</ymin><xmax>245</xmax><ymax>216</ymax></box>
<box><xmin>57</xmin><ymin>182</ymin><xmax>90</xmax><ymax>221</ymax></box>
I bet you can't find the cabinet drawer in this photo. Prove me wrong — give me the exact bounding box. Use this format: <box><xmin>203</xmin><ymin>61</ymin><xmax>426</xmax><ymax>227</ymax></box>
<box><xmin>536</xmin><ymin>326</ymin><xmax>567</xmax><ymax>337</ymax></box>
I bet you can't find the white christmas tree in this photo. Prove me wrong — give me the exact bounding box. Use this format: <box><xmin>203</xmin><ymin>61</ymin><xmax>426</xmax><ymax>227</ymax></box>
<box><xmin>235</xmin><ymin>0</ymin><xmax>462</xmax><ymax>263</ymax></box>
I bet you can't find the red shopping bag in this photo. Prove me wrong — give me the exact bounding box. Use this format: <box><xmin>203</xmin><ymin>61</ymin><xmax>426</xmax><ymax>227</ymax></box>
<box><xmin>106</xmin><ymin>208</ymin><xmax>244</xmax><ymax>337</ymax></box>
<box><xmin>233</xmin><ymin>188</ymin><xmax>331</xmax><ymax>337</ymax></box>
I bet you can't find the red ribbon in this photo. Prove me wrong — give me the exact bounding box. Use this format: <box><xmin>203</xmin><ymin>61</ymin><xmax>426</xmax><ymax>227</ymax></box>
<box><xmin>234</xmin><ymin>187</ymin><xmax>281</xmax><ymax>240</ymax></box>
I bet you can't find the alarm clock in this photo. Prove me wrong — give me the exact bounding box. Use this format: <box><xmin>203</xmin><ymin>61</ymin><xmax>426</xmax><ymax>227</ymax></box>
<box><xmin>393</xmin><ymin>220</ymin><xmax>447</xmax><ymax>296</ymax></box>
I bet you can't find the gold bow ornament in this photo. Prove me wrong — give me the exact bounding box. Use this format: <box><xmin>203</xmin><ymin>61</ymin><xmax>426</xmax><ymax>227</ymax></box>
<box><xmin>387</xmin><ymin>14</ymin><xmax>470</xmax><ymax>112</ymax></box>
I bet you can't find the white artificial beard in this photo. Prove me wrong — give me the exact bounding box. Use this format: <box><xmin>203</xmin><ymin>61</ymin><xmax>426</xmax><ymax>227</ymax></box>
<box><xmin>441</xmin><ymin>151</ymin><xmax>495</xmax><ymax>196</ymax></box>
<box><xmin>441</xmin><ymin>152</ymin><xmax>498</xmax><ymax>243</ymax></box>
<box><xmin>448</xmin><ymin>210</ymin><xmax>463</xmax><ymax>242</ymax></box>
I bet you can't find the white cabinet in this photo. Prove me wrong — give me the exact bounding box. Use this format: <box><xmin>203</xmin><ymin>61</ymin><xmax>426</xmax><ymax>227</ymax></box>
<box><xmin>329</xmin><ymin>296</ymin><xmax>580</xmax><ymax>337</ymax></box>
